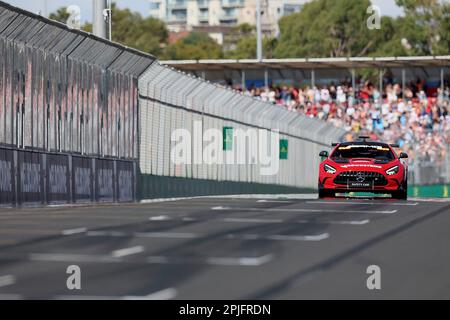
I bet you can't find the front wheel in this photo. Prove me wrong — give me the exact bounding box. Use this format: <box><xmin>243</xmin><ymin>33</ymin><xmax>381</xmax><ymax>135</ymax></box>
<box><xmin>392</xmin><ymin>180</ymin><xmax>408</xmax><ymax>200</ymax></box>
<box><xmin>318</xmin><ymin>189</ymin><xmax>335</xmax><ymax>199</ymax></box>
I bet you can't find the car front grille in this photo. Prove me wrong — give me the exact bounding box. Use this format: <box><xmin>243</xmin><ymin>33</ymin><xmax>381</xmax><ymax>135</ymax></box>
<box><xmin>333</xmin><ymin>171</ymin><xmax>388</xmax><ymax>186</ymax></box>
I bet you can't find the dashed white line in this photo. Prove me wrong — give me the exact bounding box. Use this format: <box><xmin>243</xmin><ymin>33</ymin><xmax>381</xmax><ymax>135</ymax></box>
<box><xmin>62</xmin><ymin>228</ymin><xmax>87</xmax><ymax>235</ymax></box>
<box><xmin>306</xmin><ymin>200</ymin><xmax>418</xmax><ymax>206</ymax></box>
<box><xmin>112</xmin><ymin>246</ymin><xmax>144</xmax><ymax>258</ymax></box>
<box><xmin>134</xmin><ymin>232</ymin><xmax>199</xmax><ymax>239</ymax></box>
<box><xmin>149</xmin><ymin>215</ymin><xmax>171</xmax><ymax>221</ymax></box>
<box><xmin>122</xmin><ymin>288</ymin><xmax>178</xmax><ymax>300</ymax></box>
<box><xmin>211</xmin><ymin>206</ymin><xmax>396</xmax><ymax>214</ymax></box>
<box><xmin>148</xmin><ymin>216</ymin><xmax>370</xmax><ymax>225</ymax></box>
<box><xmin>145</xmin><ymin>254</ymin><xmax>274</xmax><ymax>267</ymax></box>
<box><xmin>84</xmin><ymin>230</ymin><xmax>329</xmax><ymax>242</ymax></box>
<box><xmin>296</xmin><ymin>219</ymin><xmax>370</xmax><ymax>225</ymax></box>
<box><xmin>0</xmin><ymin>275</ymin><xmax>15</xmax><ymax>288</ymax></box>
<box><xmin>226</xmin><ymin>232</ymin><xmax>330</xmax><ymax>242</ymax></box>
<box><xmin>206</xmin><ymin>254</ymin><xmax>274</xmax><ymax>266</ymax></box>
<box><xmin>267</xmin><ymin>233</ymin><xmax>330</xmax><ymax>241</ymax></box>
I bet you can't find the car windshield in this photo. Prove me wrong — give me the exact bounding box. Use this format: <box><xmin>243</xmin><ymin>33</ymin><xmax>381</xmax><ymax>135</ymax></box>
<box><xmin>331</xmin><ymin>144</ymin><xmax>395</xmax><ymax>160</ymax></box>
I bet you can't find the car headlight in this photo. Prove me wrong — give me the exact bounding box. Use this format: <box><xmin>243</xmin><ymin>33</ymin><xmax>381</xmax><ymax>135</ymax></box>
<box><xmin>386</xmin><ymin>165</ymin><xmax>399</xmax><ymax>175</ymax></box>
<box><xmin>324</xmin><ymin>164</ymin><xmax>336</xmax><ymax>174</ymax></box>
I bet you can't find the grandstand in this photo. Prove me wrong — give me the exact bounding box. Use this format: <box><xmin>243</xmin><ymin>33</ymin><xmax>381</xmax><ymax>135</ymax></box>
<box><xmin>161</xmin><ymin>57</ymin><xmax>450</xmax><ymax>186</ymax></box>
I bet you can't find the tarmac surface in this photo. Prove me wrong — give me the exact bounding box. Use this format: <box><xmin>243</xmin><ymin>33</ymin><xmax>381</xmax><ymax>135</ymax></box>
<box><xmin>0</xmin><ymin>195</ymin><xmax>449</xmax><ymax>299</ymax></box>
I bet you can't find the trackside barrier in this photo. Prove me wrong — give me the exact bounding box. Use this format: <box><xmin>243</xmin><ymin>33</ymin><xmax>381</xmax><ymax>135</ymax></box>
<box><xmin>409</xmin><ymin>185</ymin><xmax>449</xmax><ymax>198</ymax></box>
<box><xmin>0</xmin><ymin>146</ymin><xmax>136</xmax><ymax>206</ymax></box>
<box><xmin>0</xmin><ymin>2</ymin><xmax>154</xmax><ymax>160</ymax></box>
<box><xmin>138</xmin><ymin>62</ymin><xmax>347</xmax><ymax>197</ymax></box>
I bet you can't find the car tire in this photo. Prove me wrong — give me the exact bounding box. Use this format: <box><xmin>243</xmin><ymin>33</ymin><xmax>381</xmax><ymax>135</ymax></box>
<box><xmin>392</xmin><ymin>179</ymin><xmax>408</xmax><ymax>200</ymax></box>
<box><xmin>319</xmin><ymin>189</ymin><xmax>335</xmax><ymax>199</ymax></box>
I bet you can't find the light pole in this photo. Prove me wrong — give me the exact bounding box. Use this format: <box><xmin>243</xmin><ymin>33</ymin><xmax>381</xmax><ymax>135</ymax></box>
<box><xmin>256</xmin><ymin>0</ymin><xmax>262</xmax><ymax>61</ymax></box>
<box><xmin>93</xmin><ymin>0</ymin><xmax>107</xmax><ymax>39</ymax></box>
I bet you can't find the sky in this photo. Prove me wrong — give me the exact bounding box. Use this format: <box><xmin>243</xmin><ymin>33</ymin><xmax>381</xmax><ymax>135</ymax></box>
<box><xmin>3</xmin><ymin>0</ymin><xmax>404</xmax><ymax>23</ymax></box>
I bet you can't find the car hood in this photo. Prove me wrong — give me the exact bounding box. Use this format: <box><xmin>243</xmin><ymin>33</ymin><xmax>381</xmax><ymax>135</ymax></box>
<box><xmin>328</xmin><ymin>158</ymin><xmax>398</xmax><ymax>170</ymax></box>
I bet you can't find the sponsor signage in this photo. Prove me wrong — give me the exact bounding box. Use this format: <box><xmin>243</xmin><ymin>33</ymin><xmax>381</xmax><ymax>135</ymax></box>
<box><xmin>279</xmin><ymin>139</ymin><xmax>288</xmax><ymax>160</ymax></box>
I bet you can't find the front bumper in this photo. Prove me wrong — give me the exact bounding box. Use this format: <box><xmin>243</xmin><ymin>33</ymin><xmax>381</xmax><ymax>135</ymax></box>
<box><xmin>319</xmin><ymin>171</ymin><xmax>404</xmax><ymax>192</ymax></box>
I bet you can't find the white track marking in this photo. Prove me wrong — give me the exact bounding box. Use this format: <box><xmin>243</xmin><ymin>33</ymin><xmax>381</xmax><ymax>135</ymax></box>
<box><xmin>306</xmin><ymin>200</ymin><xmax>418</xmax><ymax>206</ymax></box>
<box><xmin>0</xmin><ymin>275</ymin><xmax>15</xmax><ymax>288</ymax></box>
<box><xmin>149</xmin><ymin>216</ymin><xmax>369</xmax><ymax>225</ymax></box>
<box><xmin>206</xmin><ymin>254</ymin><xmax>273</xmax><ymax>266</ymax></box>
<box><xmin>84</xmin><ymin>230</ymin><xmax>329</xmax><ymax>242</ymax></box>
<box><xmin>223</xmin><ymin>217</ymin><xmax>284</xmax><ymax>224</ymax></box>
<box><xmin>122</xmin><ymin>288</ymin><xmax>178</xmax><ymax>300</ymax></box>
<box><xmin>86</xmin><ymin>231</ymin><xmax>199</xmax><ymax>239</ymax></box>
<box><xmin>149</xmin><ymin>215</ymin><xmax>171</xmax><ymax>221</ymax></box>
<box><xmin>211</xmin><ymin>206</ymin><xmax>396</xmax><ymax>214</ymax></box>
<box><xmin>112</xmin><ymin>246</ymin><xmax>144</xmax><ymax>258</ymax></box>
<box><xmin>62</xmin><ymin>228</ymin><xmax>87</xmax><ymax>235</ymax></box>
<box><xmin>226</xmin><ymin>232</ymin><xmax>330</xmax><ymax>242</ymax></box>
<box><xmin>30</xmin><ymin>253</ymin><xmax>121</xmax><ymax>263</ymax></box>
<box><xmin>55</xmin><ymin>288</ymin><xmax>177</xmax><ymax>300</ymax></box>
<box><xmin>212</xmin><ymin>206</ymin><xmax>228</xmax><ymax>210</ymax></box>
<box><xmin>266</xmin><ymin>233</ymin><xmax>330</xmax><ymax>241</ymax></box>
<box><xmin>145</xmin><ymin>254</ymin><xmax>273</xmax><ymax>267</ymax></box>
<box><xmin>135</xmin><ymin>232</ymin><xmax>199</xmax><ymax>239</ymax></box>
<box><xmin>296</xmin><ymin>219</ymin><xmax>370</xmax><ymax>225</ymax></box>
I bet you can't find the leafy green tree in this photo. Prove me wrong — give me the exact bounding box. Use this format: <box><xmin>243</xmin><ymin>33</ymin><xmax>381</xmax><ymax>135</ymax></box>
<box><xmin>274</xmin><ymin>0</ymin><xmax>395</xmax><ymax>58</ymax></box>
<box><xmin>274</xmin><ymin>0</ymin><xmax>449</xmax><ymax>58</ymax></box>
<box><xmin>375</xmin><ymin>0</ymin><xmax>450</xmax><ymax>55</ymax></box>
<box><xmin>225</xmin><ymin>36</ymin><xmax>277</xmax><ymax>59</ymax></box>
<box><xmin>49</xmin><ymin>7</ymin><xmax>70</xmax><ymax>23</ymax></box>
<box><xmin>163</xmin><ymin>32</ymin><xmax>223</xmax><ymax>60</ymax></box>
<box><xmin>110</xmin><ymin>3</ymin><xmax>168</xmax><ymax>56</ymax></box>
<box><xmin>49</xmin><ymin>4</ymin><xmax>168</xmax><ymax>56</ymax></box>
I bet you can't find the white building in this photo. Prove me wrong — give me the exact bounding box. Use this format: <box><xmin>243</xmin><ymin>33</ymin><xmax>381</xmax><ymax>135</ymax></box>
<box><xmin>149</xmin><ymin>0</ymin><xmax>310</xmax><ymax>39</ymax></box>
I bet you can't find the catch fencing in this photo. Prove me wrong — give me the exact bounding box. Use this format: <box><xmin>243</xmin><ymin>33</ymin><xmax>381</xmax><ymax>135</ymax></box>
<box><xmin>0</xmin><ymin>2</ymin><xmax>154</xmax><ymax>159</ymax></box>
<box><xmin>0</xmin><ymin>2</ymin><xmax>155</xmax><ymax>205</ymax></box>
<box><xmin>138</xmin><ymin>62</ymin><xmax>346</xmax><ymax>194</ymax></box>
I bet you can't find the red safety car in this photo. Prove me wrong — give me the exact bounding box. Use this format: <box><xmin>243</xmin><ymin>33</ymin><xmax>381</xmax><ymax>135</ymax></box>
<box><xmin>318</xmin><ymin>136</ymin><xmax>408</xmax><ymax>199</ymax></box>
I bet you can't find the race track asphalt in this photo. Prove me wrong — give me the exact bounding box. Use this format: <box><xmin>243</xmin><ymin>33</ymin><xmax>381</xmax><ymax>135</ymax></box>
<box><xmin>0</xmin><ymin>195</ymin><xmax>449</xmax><ymax>299</ymax></box>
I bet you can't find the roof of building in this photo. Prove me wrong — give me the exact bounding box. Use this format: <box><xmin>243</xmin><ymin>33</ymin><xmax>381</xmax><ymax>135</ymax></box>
<box><xmin>160</xmin><ymin>56</ymin><xmax>450</xmax><ymax>71</ymax></box>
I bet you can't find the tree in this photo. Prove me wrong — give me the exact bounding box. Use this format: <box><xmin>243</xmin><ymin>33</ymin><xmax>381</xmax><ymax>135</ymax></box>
<box><xmin>48</xmin><ymin>4</ymin><xmax>168</xmax><ymax>57</ymax></box>
<box><xmin>110</xmin><ymin>3</ymin><xmax>168</xmax><ymax>56</ymax></box>
<box><xmin>49</xmin><ymin>7</ymin><xmax>70</xmax><ymax>23</ymax></box>
<box><xmin>274</xmin><ymin>0</ymin><xmax>449</xmax><ymax>58</ymax></box>
<box><xmin>376</xmin><ymin>0</ymin><xmax>450</xmax><ymax>55</ymax></box>
<box><xmin>274</xmin><ymin>0</ymin><xmax>396</xmax><ymax>58</ymax></box>
<box><xmin>225</xmin><ymin>36</ymin><xmax>277</xmax><ymax>59</ymax></box>
<box><xmin>223</xmin><ymin>23</ymin><xmax>277</xmax><ymax>59</ymax></box>
<box><xmin>163</xmin><ymin>32</ymin><xmax>223</xmax><ymax>60</ymax></box>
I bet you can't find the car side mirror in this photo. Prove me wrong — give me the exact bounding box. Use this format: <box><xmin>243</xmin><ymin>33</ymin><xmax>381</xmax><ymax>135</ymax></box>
<box><xmin>399</xmin><ymin>152</ymin><xmax>408</xmax><ymax>159</ymax></box>
<box><xmin>319</xmin><ymin>151</ymin><xmax>328</xmax><ymax>158</ymax></box>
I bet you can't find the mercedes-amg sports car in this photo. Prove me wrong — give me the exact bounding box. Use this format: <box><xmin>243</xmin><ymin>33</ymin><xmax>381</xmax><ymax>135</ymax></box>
<box><xmin>318</xmin><ymin>136</ymin><xmax>408</xmax><ymax>199</ymax></box>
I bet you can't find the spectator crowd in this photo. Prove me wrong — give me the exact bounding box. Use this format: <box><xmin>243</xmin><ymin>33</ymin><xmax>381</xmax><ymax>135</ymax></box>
<box><xmin>232</xmin><ymin>79</ymin><xmax>450</xmax><ymax>168</ymax></box>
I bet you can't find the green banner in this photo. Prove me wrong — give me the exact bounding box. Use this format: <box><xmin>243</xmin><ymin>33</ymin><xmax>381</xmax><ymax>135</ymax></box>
<box><xmin>408</xmin><ymin>184</ymin><xmax>449</xmax><ymax>198</ymax></box>
<box><xmin>280</xmin><ymin>139</ymin><xmax>288</xmax><ymax>159</ymax></box>
<box><xmin>223</xmin><ymin>127</ymin><xmax>233</xmax><ymax>151</ymax></box>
